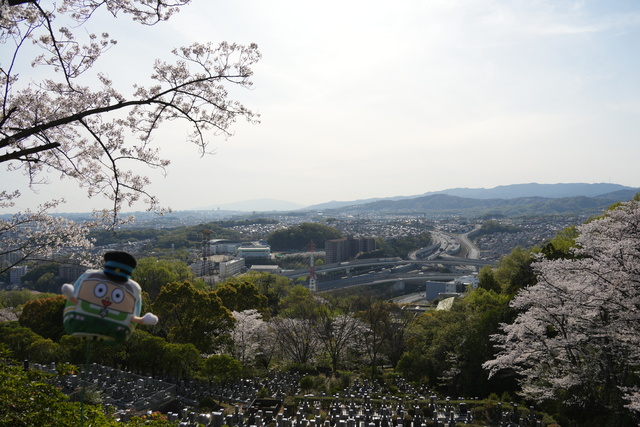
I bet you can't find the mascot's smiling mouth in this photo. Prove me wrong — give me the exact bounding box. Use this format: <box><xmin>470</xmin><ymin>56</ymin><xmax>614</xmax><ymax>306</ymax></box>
<box><xmin>102</xmin><ymin>300</ymin><xmax>112</xmax><ymax>307</ymax></box>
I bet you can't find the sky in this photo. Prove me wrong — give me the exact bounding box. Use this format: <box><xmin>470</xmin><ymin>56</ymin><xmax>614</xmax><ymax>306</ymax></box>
<box><xmin>3</xmin><ymin>0</ymin><xmax>640</xmax><ymax>213</ymax></box>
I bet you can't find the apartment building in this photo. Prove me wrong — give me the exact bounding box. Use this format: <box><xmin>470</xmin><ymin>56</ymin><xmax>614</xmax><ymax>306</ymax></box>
<box><xmin>325</xmin><ymin>236</ymin><xmax>376</xmax><ymax>263</ymax></box>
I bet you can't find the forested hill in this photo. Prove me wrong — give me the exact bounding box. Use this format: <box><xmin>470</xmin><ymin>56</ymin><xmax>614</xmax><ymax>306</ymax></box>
<box><xmin>321</xmin><ymin>190</ymin><xmax>640</xmax><ymax>217</ymax></box>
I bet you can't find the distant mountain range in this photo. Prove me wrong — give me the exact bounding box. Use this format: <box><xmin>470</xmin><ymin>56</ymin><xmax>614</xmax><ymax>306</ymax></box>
<box><xmin>15</xmin><ymin>183</ymin><xmax>635</xmax><ymax>224</ymax></box>
<box><xmin>301</xmin><ymin>183</ymin><xmax>639</xmax><ymax>217</ymax></box>
<box><xmin>303</xmin><ymin>183</ymin><xmax>638</xmax><ymax>211</ymax></box>
<box><xmin>190</xmin><ymin>183</ymin><xmax>639</xmax><ymax>216</ymax></box>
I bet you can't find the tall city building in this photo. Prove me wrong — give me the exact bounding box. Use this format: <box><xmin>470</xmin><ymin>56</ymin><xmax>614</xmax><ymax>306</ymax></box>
<box><xmin>325</xmin><ymin>236</ymin><xmax>376</xmax><ymax>263</ymax></box>
<box><xmin>59</xmin><ymin>263</ymin><xmax>88</xmax><ymax>283</ymax></box>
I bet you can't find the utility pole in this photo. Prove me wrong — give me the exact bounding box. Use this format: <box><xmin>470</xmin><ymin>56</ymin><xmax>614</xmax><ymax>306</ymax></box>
<box><xmin>201</xmin><ymin>229</ymin><xmax>213</xmax><ymax>288</ymax></box>
<box><xmin>308</xmin><ymin>240</ymin><xmax>317</xmax><ymax>293</ymax></box>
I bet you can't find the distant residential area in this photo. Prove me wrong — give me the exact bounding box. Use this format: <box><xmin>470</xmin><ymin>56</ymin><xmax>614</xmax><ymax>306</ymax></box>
<box><xmin>1</xmin><ymin>208</ymin><xmax>586</xmax><ymax>291</ymax></box>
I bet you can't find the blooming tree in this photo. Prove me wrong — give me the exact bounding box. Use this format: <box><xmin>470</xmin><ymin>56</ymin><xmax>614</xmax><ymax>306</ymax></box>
<box><xmin>0</xmin><ymin>0</ymin><xmax>260</xmax><ymax>271</ymax></box>
<box><xmin>0</xmin><ymin>197</ymin><xmax>96</xmax><ymax>275</ymax></box>
<box><xmin>484</xmin><ymin>198</ymin><xmax>640</xmax><ymax>424</ymax></box>
<box><xmin>314</xmin><ymin>309</ymin><xmax>367</xmax><ymax>373</ymax></box>
<box><xmin>230</xmin><ymin>309</ymin><xmax>267</xmax><ymax>365</ymax></box>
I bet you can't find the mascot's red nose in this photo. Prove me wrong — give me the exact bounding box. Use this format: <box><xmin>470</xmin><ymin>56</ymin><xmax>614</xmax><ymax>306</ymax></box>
<box><xmin>102</xmin><ymin>300</ymin><xmax>112</xmax><ymax>307</ymax></box>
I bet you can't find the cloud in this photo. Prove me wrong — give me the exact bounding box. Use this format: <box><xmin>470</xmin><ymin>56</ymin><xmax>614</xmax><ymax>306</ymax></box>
<box><xmin>4</xmin><ymin>0</ymin><xmax>640</xmax><ymax>212</ymax></box>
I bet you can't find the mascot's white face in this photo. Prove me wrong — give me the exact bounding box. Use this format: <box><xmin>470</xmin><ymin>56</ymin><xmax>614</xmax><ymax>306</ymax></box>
<box><xmin>77</xmin><ymin>279</ymin><xmax>136</xmax><ymax>314</ymax></box>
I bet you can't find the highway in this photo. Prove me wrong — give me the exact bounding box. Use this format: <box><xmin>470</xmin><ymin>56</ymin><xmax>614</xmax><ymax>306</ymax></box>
<box><xmin>280</xmin><ymin>256</ymin><xmax>490</xmax><ymax>279</ymax></box>
<box><xmin>457</xmin><ymin>229</ymin><xmax>481</xmax><ymax>259</ymax></box>
<box><xmin>276</xmin><ymin>227</ymin><xmax>486</xmax><ymax>292</ymax></box>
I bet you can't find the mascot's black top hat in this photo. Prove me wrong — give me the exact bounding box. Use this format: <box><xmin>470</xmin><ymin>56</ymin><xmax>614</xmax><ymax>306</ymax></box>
<box><xmin>102</xmin><ymin>251</ymin><xmax>137</xmax><ymax>282</ymax></box>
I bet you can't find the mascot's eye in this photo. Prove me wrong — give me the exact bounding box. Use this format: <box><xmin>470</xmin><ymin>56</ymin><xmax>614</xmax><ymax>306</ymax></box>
<box><xmin>112</xmin><ymin>288</ymin><xmax>125</xmax><ymax>303</ymax></box>
<box><xmin>94</xmin><ymin>283</ymin><xmax>108</xmax><ymax>298</ymax></box>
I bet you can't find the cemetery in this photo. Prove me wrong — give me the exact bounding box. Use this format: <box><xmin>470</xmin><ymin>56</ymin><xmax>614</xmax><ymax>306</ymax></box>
<box><xmin>30</xmin><ymin>361</ymin><xmax>545</xmax><ymax>426</ymax></box>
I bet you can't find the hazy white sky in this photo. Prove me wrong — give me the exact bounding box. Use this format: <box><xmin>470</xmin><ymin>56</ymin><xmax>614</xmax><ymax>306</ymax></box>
<box><xmin>4</xmin><ymin>0</ymin><xmax>640</xmax><ymax>212</ymax></box>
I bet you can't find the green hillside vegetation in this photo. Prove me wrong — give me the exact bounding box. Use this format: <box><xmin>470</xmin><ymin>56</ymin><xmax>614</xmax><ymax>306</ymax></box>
<box><xmin>18</xmin><ymin>262</ymin><xmax>63</xmax><ymax>293</ymax></box>
<box><xmin>266</xmin><ymin>222</ymin><xmax>343</xmax><ymax>251</ymax></box>
<box><xmin>469</xmin><ymin>220</ymin><xmax>522</xmax><ymax>240</ymax></box>
<box><xmin>363</xmin><ymin>233</ymin><xmax>433</xmax><ymax>259</ymax></box>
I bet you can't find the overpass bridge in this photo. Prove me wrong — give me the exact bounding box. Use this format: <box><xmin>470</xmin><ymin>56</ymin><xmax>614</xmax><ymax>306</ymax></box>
<box><xmin>315</xmin><ymin>271</ymin><xmax>462</xmax><ymax>292</ymax></box>
<box><xmin>278</xmin><ymin>257</ymin><xmax>492</xmax><ymax>280</ymax></box>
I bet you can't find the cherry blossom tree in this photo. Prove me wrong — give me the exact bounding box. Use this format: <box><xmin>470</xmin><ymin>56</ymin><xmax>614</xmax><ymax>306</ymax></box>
<box><xmin>230</xmin><ymin>309</ymin><xmax>267</xmax><ymax>365</ymax></box>
<box><xmin>484</xmin><ymin>198</ymin><xmax>640</xmax><ymax>426</ymax></box>
<box><xmin>1</xmin><ymin>196</ymin><xmax>96</xmax><ymax>275</ymax></box>
<box><xmin>314</xmin><ymin>308</ymin><xmax>366</xmax><ymax>373</ymax></box>
<box><xmin>0</xmin><ymin>0</ymin><xmax>260</xmax><ymax>272</ymax></box>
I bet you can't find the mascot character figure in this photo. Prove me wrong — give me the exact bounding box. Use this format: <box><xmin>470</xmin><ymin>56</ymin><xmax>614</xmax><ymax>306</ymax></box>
<box><xmin>62</xmin><ymin>251</ymin><xmax>158</xmax><ymax>345</ymax></box>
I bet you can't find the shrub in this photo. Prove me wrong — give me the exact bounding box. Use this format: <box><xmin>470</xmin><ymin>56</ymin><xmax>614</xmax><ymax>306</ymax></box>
<box><xmin>300</xmin><ymin>376</ymin><xmax>314</xmax><ymax>392</ymax></box>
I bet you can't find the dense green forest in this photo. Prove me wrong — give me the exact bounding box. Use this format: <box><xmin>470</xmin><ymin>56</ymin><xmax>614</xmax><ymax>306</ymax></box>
<box><xmin>266</xmin><ymin>222</ymin><xmax>343</xmax><ymax>250</ymax></box>
<box><xmin>468</xmin><ymin>219</ymin><xmax>522</xmax><ymax>239</ymax></box>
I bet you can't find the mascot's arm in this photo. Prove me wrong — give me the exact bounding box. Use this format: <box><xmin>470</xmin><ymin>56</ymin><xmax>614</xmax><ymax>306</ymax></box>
<box><xmin>132</xmin><ymin>313</ymin><xmax>158</xmax><ymax>325</ymax></box>
<box><xmin>61</xmin><ymin>284</ymin><xmax>78</xmax><ymax>304</ymax></box>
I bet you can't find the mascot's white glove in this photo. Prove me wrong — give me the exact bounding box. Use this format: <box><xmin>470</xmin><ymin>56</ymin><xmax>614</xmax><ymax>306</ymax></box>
<box><xmin>139</xmin><ymin>313</ymin><xmax>159</xmax><ymax>325</ymax></box>
<box><xmin>61</xmin><ymin>284</ymin><xmax>75</xmax><ymax>301</ymax></box>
